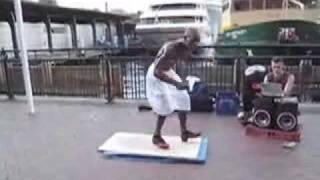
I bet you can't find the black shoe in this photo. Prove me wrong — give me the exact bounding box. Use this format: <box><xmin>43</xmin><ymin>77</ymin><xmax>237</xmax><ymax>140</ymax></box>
<box><xmin>181</xmin><ymin>130</ymin><xmax>201</xmax><ymax>142</ymax></box>
<box><xmin>152</xmin><ymin>135</ymin><xmax>170</xmax><ymax>149</ymax></box>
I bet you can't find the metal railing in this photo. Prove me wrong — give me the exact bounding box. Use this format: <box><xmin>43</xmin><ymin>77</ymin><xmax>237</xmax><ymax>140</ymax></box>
<box><xmin>0</xmin><ymin>44</ymin><xmax>320</xmax><ymax>102</ymax></box>
<box><xmin>106</xmin><ymin>56</ymin><xmax>320</xmax><ymax>102</ymax></box>
<box><xmin>4</xmin><ymin>47</ymin><xmax>124</xmax><ymax>60</ymax></box>
<box><xmin>0</xmin><ymin>52</ymin><xmax>112</xmax><ymax>101</ymax></box>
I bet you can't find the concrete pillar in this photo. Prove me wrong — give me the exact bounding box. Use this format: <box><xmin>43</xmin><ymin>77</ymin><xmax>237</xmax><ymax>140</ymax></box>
<box><xmin>249</xmin><ymin>0</ymin><xmax>253</xmax><ymax>10</ymax></box>
<box><xmin>263</xmin><ymin>0</ymin><xmax>267</xmax><ymax>9</ymax></box>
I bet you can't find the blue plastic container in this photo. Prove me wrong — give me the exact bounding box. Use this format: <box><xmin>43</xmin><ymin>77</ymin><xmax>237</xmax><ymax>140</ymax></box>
<box><xmin>216</xmin><ymin>91</ymin><xmax>240</xmax><ymax>115</ymax></box>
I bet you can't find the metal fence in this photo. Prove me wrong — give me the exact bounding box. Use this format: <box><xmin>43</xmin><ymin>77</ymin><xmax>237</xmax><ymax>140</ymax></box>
<box><xmin>1</xmin><ymin>46</ymin><xmax>320</xmax><ymax>102</ymax></box>
<box><xmin>107</xmin><ymin>56</ymin><xmax>236</xmax><ymax>99</ymax></box>
<box><xmin>0</xmin><ymin>54</ymin><xmax>111</xmax><ymax>100</ymax></box>
<box><xmin>107</xmin><ymin>56</ymin><xmax>320</xmax><ymax>102</ymax></box>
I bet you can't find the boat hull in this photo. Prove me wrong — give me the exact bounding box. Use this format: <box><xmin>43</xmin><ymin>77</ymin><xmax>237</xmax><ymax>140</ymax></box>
<box><xmin>215</xmin><ymin>20</ymin><xmax>320</xmax><ymax>64</ymax></box>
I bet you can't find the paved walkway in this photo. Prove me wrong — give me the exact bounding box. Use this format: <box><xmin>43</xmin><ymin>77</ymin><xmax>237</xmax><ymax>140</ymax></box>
<box><xmin>0</xmin><ymin>97</ymin><xmax>319</xmax><ymax>180</ymax></box>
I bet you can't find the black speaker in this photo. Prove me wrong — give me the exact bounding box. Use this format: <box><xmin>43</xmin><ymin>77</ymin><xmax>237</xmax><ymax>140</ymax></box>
<box><xmin>275</xmin><ymin>101</ymin><xmax>298</xmax><ymax>131</ymax></box>
<box><xmin>252</xmin><ymin>97</ymin><xmax>275</xmax><ymax>128</ymax></box>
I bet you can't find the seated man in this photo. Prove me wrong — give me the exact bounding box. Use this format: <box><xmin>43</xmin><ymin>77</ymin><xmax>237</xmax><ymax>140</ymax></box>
<box><xmin>251</xmin><ymin>57</ymin><xmax>298</xmax><ymax>131</ymax></box>
<box><xmin>264</xmin><ymin>57</ymin><xmax>295</xmax><ymax>96</ymax></box>
<box><xmin>239</xmin><ymin>58</ymin><xmax>295</xmax><ymax>126</ymax></box>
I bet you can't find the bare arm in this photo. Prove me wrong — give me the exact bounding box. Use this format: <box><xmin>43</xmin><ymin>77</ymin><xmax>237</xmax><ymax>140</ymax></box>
<box><xmin>154</xmin><ymin>67</ymin><xmax>179</xmax><ymax>86</ymax></box>
<box><xmin>154</xmin><ymin>63</ymin><xmax>189</xmax><ymax>90</ymax></box>
<box><xmin>284</xmin><ymin>74</ymin><xmax>295</xmax><ymax>96</ymax></box>
<box><xmin>263</xmin><ymin>75</ymin><xmax>269</xmax><ymax>83</ymax></box>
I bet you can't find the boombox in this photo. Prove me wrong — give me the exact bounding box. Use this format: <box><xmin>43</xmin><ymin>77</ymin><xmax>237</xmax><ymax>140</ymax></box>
<box><xmin>252</xmin><ymin>97</ymin><xmax>299</xmax><ymax>131</ymax></box>
<box><xmin>238</xmin><ymin>65</ymin><xmax>267</xmax><ymax>125</ymax></box>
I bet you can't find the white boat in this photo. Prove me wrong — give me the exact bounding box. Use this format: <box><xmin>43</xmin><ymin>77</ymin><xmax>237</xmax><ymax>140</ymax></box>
<box><xmin>135</xmin><ymin>0</ymin><xmax>232</xmax><ymax>48</ymax></box>
<box><xmin>0</xmin><ymin>22</ymin><xmax>109</xmax><ymax>51</ymax></box>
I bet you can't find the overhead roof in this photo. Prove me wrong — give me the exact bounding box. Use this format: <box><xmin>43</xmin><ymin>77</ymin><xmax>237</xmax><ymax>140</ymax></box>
<box><xmin>0</xmin><ymin>0</ymin><xmax>129</xmax><ymax>24</ymax></box>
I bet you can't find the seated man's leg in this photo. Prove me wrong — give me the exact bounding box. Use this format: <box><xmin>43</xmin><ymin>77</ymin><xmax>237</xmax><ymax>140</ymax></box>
<box><xmin>243</xmin><ymin>95</ymin><xmax>254</xmax><ymax>113</ymax></box>
<box><xmin>239</xmin><ymin>94</ymin><xmax>255</xmax><ymax>124</ymax></box>
<box><xmin>177</xmin><ymin>111</ymin><xmax>201</xmax><ymax>142</ymax></box>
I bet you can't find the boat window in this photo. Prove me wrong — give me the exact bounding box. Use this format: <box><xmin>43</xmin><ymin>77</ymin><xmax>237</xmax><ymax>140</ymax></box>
<box><xmin>151</xmin><ymin>3</ymin><xmax>197</xmax><ymax>11</ymax></box>
<box><xmin>140</xmin><ymin>18</ymin><xmax>155</xmax><ymax>24</ymax></box>
<box><xmin>196</xmin><ymin>16</ymin><xmax>204</xmax><ymax>22</ymax></box>
<box><xmin>157</xmin><ymin>16</ymin><xmax>200</xmax><ymax>23</ymax></box>
<box><xmin>51</xmin><ymin>27</ymin><xmax>67</xmax><ymax>34</ymax></box>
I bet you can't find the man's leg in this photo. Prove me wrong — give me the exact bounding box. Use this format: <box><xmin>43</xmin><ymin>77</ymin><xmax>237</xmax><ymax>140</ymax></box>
<box><xmin>178</xmin><ymin>111</ymin><xmax>201</xmax><ymax>142</ymax></box>
<box><xmin>239</xmin><ymin>95</ymin><xmax>254</xmax><ymax>125</ymax></box>
<box><xmin>152</xmin><ymin>115</ymin><xmax>170</xmax><ymax>149</ymax></box>
<box><xmin>178</xmin><ymin>111</ymin><xmax>187</xmax><ymax>132</ymax></box>
<box><xmin>154</xmin><ymin>115</ymin><xmax>166</xmax><ymax>135</ymax></box>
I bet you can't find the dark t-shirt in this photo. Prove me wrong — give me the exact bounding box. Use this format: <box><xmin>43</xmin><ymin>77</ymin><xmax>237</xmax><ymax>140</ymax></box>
<box><xmin>265</xmin><ymin>72</ymin><xmax>290</xmax><ymax>89</ymax></box>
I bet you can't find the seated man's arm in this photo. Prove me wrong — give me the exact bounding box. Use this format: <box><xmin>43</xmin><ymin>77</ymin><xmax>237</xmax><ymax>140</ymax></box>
<box><xmin>263</xmin><ymin>75</ymin><xmax>269</xmax><ymax>83</ymax></box>
<box><xmin>284</xmin><ymin>74</ymin><xmax>295</xmax><ymax>96</ymax></box>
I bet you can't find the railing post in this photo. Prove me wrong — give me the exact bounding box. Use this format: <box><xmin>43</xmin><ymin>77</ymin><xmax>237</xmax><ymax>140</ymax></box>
<box><xmin>233</xmin><ymin>59</ymin><xmax>240</xmax><ymax>93</ymax></box>
<box><xmin>298</xmin><ymin>59</ymin><xmax>304</xmax><ymax>100</ymax></box>
<box><xmin>99</xmin><ymin>56</ymin><xmax>105</xmax><ymax>98</ymax></box>
<box><xmin>104</xmin><ymin>55</ymin><xmax>113</xmax><ymax>103</ymax></box>
<box><xmin>1</xmin><ymin>49</ymin><xmax>14</xmax><ymax>99</ymax></box>
<box><xmin>299</xmin><ymin>59</ymin><xmax>313</xmax><ymax>102</ymax></box>
<box><xmin>233</xmin><ymin>58</ymin><xmax>246</xmax><ymax>97</ymax></box>
<box><xmin>41</xmin><ymin>61</ymin><xmax>53</xmax><ymax>94</ymax></box>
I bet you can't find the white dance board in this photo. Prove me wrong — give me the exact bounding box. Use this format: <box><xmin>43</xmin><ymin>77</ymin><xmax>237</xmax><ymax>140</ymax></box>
<box><xmin>98</xmin><ymin>132</ymin><xmax>208</xmax><ymax>163</ymax></box>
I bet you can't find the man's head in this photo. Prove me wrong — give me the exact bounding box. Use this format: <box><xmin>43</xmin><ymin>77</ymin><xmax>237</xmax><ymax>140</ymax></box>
<box><xmin>271</xmin><ymin>57</ymin><xmax>285</xmax><ymax>77</ymax></box>
<box><xmin>184</xmin><ymin>28</ymin><xmax>200</xmax><ymax>48</ymax></box>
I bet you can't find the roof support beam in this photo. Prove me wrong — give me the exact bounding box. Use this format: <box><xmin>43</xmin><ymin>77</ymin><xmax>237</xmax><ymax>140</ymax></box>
<box><xmin>116</xmin><ymin>21</ymin><xmax>125</xmax><ymax>48</ymax></box>
<box><xmin>70</xmin><ymin>15</ymin><xmax>78</xmax><ymax>48</ymax></box>
<box><xmin>44</xmin><ymin>15</ymin><xmax>53</xmax><ymax>50</ymax></box>
<box><xmin>7</xmin><ymin>11</ymin><xmax>19</xmax><ymax>58</ymax></box>
<box><xmin>91</xmin><ymin>20</ymin><xmax>97</xmax><ymax>47</ymax></box>
<box><xmin>105</xmin><ymin>21</ymin><xmax>112</xmax><ymax>43</ymax></box>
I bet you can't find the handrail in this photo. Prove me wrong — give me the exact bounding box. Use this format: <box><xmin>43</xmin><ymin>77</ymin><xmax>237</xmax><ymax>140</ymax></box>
<box><xmin>289</xmin><ymin>0</ymin><xmax>305</xmax><ymax>10</ymax></box>
<box><xmin>3</xmin><ymin>43</ymin><xmax>320</xmax><ymax>53</ymax></box>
